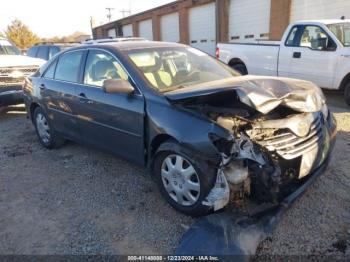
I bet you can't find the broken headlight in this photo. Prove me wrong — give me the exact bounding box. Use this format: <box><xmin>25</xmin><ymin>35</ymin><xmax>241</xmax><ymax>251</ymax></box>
<box><xmin>209</xmin><ymin>133</ymin><xmax>234</xmax><ymax>157</ymax></box>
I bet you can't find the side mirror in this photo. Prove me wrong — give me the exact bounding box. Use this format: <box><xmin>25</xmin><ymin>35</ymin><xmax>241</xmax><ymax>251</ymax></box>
<box><xmin>102</xmin><ymin>79</ymin><xmax>135</xmax><ymax>94</ymax></box>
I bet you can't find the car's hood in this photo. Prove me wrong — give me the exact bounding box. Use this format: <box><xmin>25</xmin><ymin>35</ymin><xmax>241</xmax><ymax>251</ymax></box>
<box><xmin>165</xmin><ymin>75</ymin><xmax>325</xmax><ymax>114</ymax></box>
<box><xmin>0</xmin><ymin>55</ymin><xmax>46</xmax><ymax>68</ymax></box>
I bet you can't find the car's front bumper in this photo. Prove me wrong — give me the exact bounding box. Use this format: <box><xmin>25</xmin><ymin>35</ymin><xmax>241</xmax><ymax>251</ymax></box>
<box><xmin>0</xmin><ymin>85</ymin><xmax>23</xmax><ymax>106</ymax></box>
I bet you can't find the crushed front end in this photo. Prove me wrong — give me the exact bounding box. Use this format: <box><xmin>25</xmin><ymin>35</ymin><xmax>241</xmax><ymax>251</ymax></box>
<box><xmin>167</xmin><ymin>76</ymin><xmax>337</xmax><ymax>211</ymax></box>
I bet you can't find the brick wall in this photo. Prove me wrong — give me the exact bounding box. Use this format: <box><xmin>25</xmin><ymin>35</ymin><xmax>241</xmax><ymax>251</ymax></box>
<box><xmin>269</xmin><ymin>0</ymin><xmax>291</xmax><ymax>40</ymax></box>
<box><xmin>92</xmin><ymin>0</ymin><xmax>291</xmax><ymax>42</ymax></box>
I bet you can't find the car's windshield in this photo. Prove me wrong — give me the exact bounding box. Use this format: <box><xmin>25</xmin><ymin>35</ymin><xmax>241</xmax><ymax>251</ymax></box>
<box><xmin>126</xmin><ymin>47</ymin><xmax>240</xmax><ymax>92</ymax></box>
<box><xmin>328</xmin><ymin>23</ymin><xmax>350</xmax><ymax>47</ymax></box>
<box><xmin>0</xmin><ymin>39</ymin><xmax>21</xmax><ymax>55</ymax></box>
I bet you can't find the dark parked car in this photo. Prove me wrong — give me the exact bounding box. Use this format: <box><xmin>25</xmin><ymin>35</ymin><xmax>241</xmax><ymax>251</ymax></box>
<box><xmin>23</xmin><ymin>42</ymin><xmax>336</xmax><ymax>216</ymax></box>
<box><xmin>27</xmin><ymin>43</ymin><xmax>78</xmax><ymax>61</ymax></box>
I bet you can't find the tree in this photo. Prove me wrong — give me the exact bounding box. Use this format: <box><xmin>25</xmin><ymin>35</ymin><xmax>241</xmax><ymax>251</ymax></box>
<box><xmin>5</xmin><ymin>19</ymin><xmax>40</xmax><ymax>49</ymax></box>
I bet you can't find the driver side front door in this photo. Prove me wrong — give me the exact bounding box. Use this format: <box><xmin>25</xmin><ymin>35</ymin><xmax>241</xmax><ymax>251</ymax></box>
<box><xmin>75</xmin><ymin>49</ymin><xmax>145</xmax><ymax>165</ymax></box>
<box><xmin>279</xmin><ymin>25</ymin><xmax>338</xmax><ymax>89</ymax></box>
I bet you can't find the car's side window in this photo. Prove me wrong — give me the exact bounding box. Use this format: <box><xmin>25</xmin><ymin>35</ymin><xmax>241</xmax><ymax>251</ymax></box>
<box><xmin>37</xmin><ymin>46</ymin><xmax>48</xmax><ymax>60</ymax></box>
<box><xmin>83</xmin><ymin>50</ymin><xmax>128</xmax><ymax>87</ymax></box>
<box><xmin>299</xmin><ymin>26</ymin><xmax>336</xmax><ymax>51</ymax></box>
<box><xmin>27</xmin><ymin>46</ymin><xmax>39</xmax><ymax>57</ymax></box>
<box><xmin>285</xmin><ymin>26</ymin><xmax>300</xmax><ymax>46</ymax></box>
<box><xmin>43</xmin><ymin>59</ymin><xmax>57</xmax><ymax>79</ymax></box>
<box><xmin>54</xmin><ymin>51</ymin><xmax>83</xmax><ymax>83</ymax></box>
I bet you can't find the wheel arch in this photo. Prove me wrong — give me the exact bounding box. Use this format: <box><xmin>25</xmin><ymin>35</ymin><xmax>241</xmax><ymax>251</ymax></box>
<box><xmin>228</xmin><ymin>57</ymin><xmax>246</xmax><ymax>67</ymax></box>
<box><xmin>228</xmin><ymin>57</ymin><xmax>248</xmax><ymax>74</ymax></box>
<box><xmin>29</xmin><ymin>102</ymin><xmax>41</xmax><ymax>123</ymax></box>
<box><xmin>338</xmin><ymin>72</ymin><xmax>350</xmax><ymax>92</ymax></box>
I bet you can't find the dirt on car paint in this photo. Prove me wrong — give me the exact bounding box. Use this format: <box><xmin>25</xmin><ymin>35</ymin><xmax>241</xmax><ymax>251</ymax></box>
<box><xmin>0</xmin><ymin>91</ymin><xmax>349</xmax><ymax>257</ymax></box>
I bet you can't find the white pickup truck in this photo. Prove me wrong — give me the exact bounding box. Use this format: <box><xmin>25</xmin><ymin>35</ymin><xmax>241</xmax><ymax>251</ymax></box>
<box><xmin>0</xmin><ymin>38</ymin><xmax>45</xmax><ymax>106</ymax></box>
<box><xmin>217</xmin><ymin>19</ymin><xmax>350</xmax><ymax>105</ymax></box>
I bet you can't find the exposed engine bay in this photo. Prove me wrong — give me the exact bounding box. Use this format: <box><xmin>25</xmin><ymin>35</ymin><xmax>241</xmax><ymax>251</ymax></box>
<box><xmin>169</xmin><ymin>77</ymin><xmax>330</xmax><ymax>211</ymax></box>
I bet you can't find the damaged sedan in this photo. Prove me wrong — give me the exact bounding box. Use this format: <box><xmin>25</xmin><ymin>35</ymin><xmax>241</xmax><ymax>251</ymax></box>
<box><xmin>22</xmin><ymin>41</ymin><xmax>336</xmax><ymax>216</ymax></box>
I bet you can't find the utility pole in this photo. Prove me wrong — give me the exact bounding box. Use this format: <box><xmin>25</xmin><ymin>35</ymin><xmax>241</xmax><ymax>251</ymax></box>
<box><xmin>105</xmin><ymin>7</ymin><xmax>114</xmax><ymax>22</ymax></box>
<box><xmin>120</xmin><ymin>9</ymin><xmax>131</xmax><ymax>18</ymax></box>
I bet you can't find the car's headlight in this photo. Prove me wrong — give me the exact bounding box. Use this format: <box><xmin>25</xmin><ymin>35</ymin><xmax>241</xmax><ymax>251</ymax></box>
<box><xmin>321</xmin><ymin>103</ymin><xmax>329</xmax><ymax>120</ymax></box>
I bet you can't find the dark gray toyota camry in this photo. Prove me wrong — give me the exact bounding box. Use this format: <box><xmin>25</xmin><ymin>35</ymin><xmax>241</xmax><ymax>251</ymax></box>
<box><xmin>23</xmin><ymin>41</ymin><xmax>336</xmax><ymax>216</ymax></box>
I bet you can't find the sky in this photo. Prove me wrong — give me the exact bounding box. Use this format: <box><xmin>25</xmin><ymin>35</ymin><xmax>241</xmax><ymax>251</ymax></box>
<box><xmin>0</xmin><ymin>0</ymin><xmax>174</xmax><ymax>38</ymax></box>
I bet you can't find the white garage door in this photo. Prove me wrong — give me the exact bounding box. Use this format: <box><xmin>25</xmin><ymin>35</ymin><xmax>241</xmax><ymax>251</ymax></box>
<box><xmin>291</xmin><ymin>0</ymin><xmax>350</xmax><ymax>21</ymax></box>
<box><xmin>189</xmin><ymin>3</ymin><xmax>216</xmax><ymax>55</ymax></box>
<box><xmin>107</xmin><ymin>28</ymin><xmax>117</xmax><ymax>38</ymax></box>
<box><xmin>122</xmin><ymin>24</ymin><xmax>133</xmax><ymax>37</ymax></box>
<box><xmin>160</xmin><ymin>12</ymin><xmax>180</xmax><ymax>42</ymax></box>
<box><xmin>228</xmin><ymin>0</ymin><xmax>271</xmax><ymax>43</ymax></box>
<box><xmin>139</xmin><ymin>19</ymin><xmax>153</xmax><ymax>40</ymax></box>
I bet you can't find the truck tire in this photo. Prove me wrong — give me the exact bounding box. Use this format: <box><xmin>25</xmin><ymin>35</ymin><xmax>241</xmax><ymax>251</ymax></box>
<box><xmin>231</xmin><ymin>63</ymin><xmax>248</xmax><ymax>75</ymax></box>
<box><xmin>344</xmin><ymin>81</ymin><xmax>350</xmax><ymax>106</ymax></box>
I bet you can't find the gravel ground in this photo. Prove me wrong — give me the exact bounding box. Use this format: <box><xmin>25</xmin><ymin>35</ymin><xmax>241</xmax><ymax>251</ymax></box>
<box><xmin>0</xmin><ymin>91</ymin><xmax>349</xmax><ymax>258</ymax></box>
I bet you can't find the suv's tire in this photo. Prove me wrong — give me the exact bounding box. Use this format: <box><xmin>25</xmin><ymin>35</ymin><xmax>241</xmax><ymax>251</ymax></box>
<box><xmin>153</xmin><ymin>141</ymin><xmax>217</xmax><ymax>216</ymax></box>
<box><xmin>344</xmin><ymin>81</ymin><xmax>350</xmax><ymax>106</ymax></box>
<box><xmin>231</xmin><ymin>63</ymin><xmax>248</xmax><ymax>75</ymax></box>
<box><xmin>33</xmin><ymin>107</ymin><xmax>65</xmax><ymax>149</ymax></box>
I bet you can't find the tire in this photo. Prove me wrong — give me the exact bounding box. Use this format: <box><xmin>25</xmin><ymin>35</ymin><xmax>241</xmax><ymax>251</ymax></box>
<box><xmin>33</xmin><ymin>107</ymin><xmax>65</xmax><ymax>149</ymax></box>
<box><xmin>232</xmin><ymin>63</ymin><xmax>248</xmax><ymax>75</ymax></box>
<box><xmin>153</xmin><ymin>141</ymin><xmax>217</xmax><ymax>216</ymax></box>
<box><xmin>344</xmin><ymin>81</ymin><xmax>350</xmax><ymax>106</ymax></box>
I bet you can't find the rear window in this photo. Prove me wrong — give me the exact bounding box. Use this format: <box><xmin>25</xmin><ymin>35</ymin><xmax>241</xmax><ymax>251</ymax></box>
<box><xmin>37</xmin><ymin>46</ymin><xmax>48</xmax><ymax>60</ymax></box>
<box><xmin>27</xmin><ymin>46</ymin><xmax>39</xmax><ymax>57</ymax></box>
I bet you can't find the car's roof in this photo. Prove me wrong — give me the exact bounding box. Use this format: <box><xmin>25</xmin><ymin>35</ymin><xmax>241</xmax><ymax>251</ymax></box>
<box><xmin>87</xmin><ymin>41</ymin><xmax>187</xmax><ymax>51</ymax></box>
<box><xmin>84</xmin><ymin>37</ymin><xmax>147</xmax><ymax>44</ymax></box>
<box><xmin>293</xmin><ymin>19</ymin><xmax>350</xmax><ymax>25</ymax></box>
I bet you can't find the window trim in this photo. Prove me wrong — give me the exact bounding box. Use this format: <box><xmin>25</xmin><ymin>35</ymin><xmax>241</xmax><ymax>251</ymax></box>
<box><xmin>285</xmin><ymin>24</ymin><xmax>337</xmax><ymax>52</ymax></box>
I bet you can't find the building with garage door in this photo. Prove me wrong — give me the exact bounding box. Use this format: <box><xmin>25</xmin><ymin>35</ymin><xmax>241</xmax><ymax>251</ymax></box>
<box><xmin>93</xmin><ymin>0</ymin><xmax>350</xmax><ymax>56</ymax></box>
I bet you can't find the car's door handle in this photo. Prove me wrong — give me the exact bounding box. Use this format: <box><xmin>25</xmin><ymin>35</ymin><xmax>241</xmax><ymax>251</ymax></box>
<box><xmin>293</xmin><ymin>52</ymin><xmax>301</xmax><ymax>58</ymax></box>
<box><xmin>39</xmin><ymin>84</ymin><xmax>46</xmax><ymax>90</ymax></box>
<box><xmin>78</xmin><ymin>92</ymin><xmax>87</xmax><ymax>98</ymax></box>
<box><xmin>78</xmin><ymin>93</ymin><xmax>93</xmax><ymax>104</ymax></box>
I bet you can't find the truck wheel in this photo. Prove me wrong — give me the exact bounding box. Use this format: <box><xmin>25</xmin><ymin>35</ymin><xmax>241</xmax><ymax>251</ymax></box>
<box><xmin>33</xmin><ymin>107</ymin><xmax>65</xmax><ymax>149</ymax></box>
<box><xmin>344</xmin><ymin>81</ymin><xmax>350</xmax><ymax>106</ymax></box>
<box><xmin>153</xmin><ymin>141</ymin><xmax>217</xmax><ymax>216</ymax></box>
<box><xmin>231</xmin><ymin>63</ymin><xmax>248</xmax><ymax>75</ymax></box>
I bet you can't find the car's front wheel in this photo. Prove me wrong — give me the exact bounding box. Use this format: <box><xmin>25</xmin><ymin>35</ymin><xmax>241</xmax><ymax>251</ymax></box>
<box><xmin>153</xmin><ymin>141</ymin><xmax>217</xmax><ymax>216</ymax></box>
<box><xmin>33</xmin><ymin>107</ymin><xmax>65</xmax><ymax>149</ymax></box>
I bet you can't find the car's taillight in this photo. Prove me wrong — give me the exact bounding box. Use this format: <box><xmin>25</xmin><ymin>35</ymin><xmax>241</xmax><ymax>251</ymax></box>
<box><xmin>215</xmin><ymin>47</ymin><xmax>220</xmax><ymax>59</ymax></box>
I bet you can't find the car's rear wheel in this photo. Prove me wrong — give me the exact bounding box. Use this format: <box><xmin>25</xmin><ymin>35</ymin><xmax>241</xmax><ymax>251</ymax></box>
<box><xmin>344</xmin><ymin>81</ymin><xmax>350</xmax><ymax>106</ymax></box>
<box><xmin>33</xmin><ymin>107</ymin><xmax>65</xmax><ymax>149</ymax></box>
<box><xmin>231</xmin><ymin>63</ymin><xmax>248</xmax><ymax>75</ymax></box>
<box><xmin>153</xmin><ymin>141</ymin><xmax>217</xmax><ymax>216</ymax></box>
